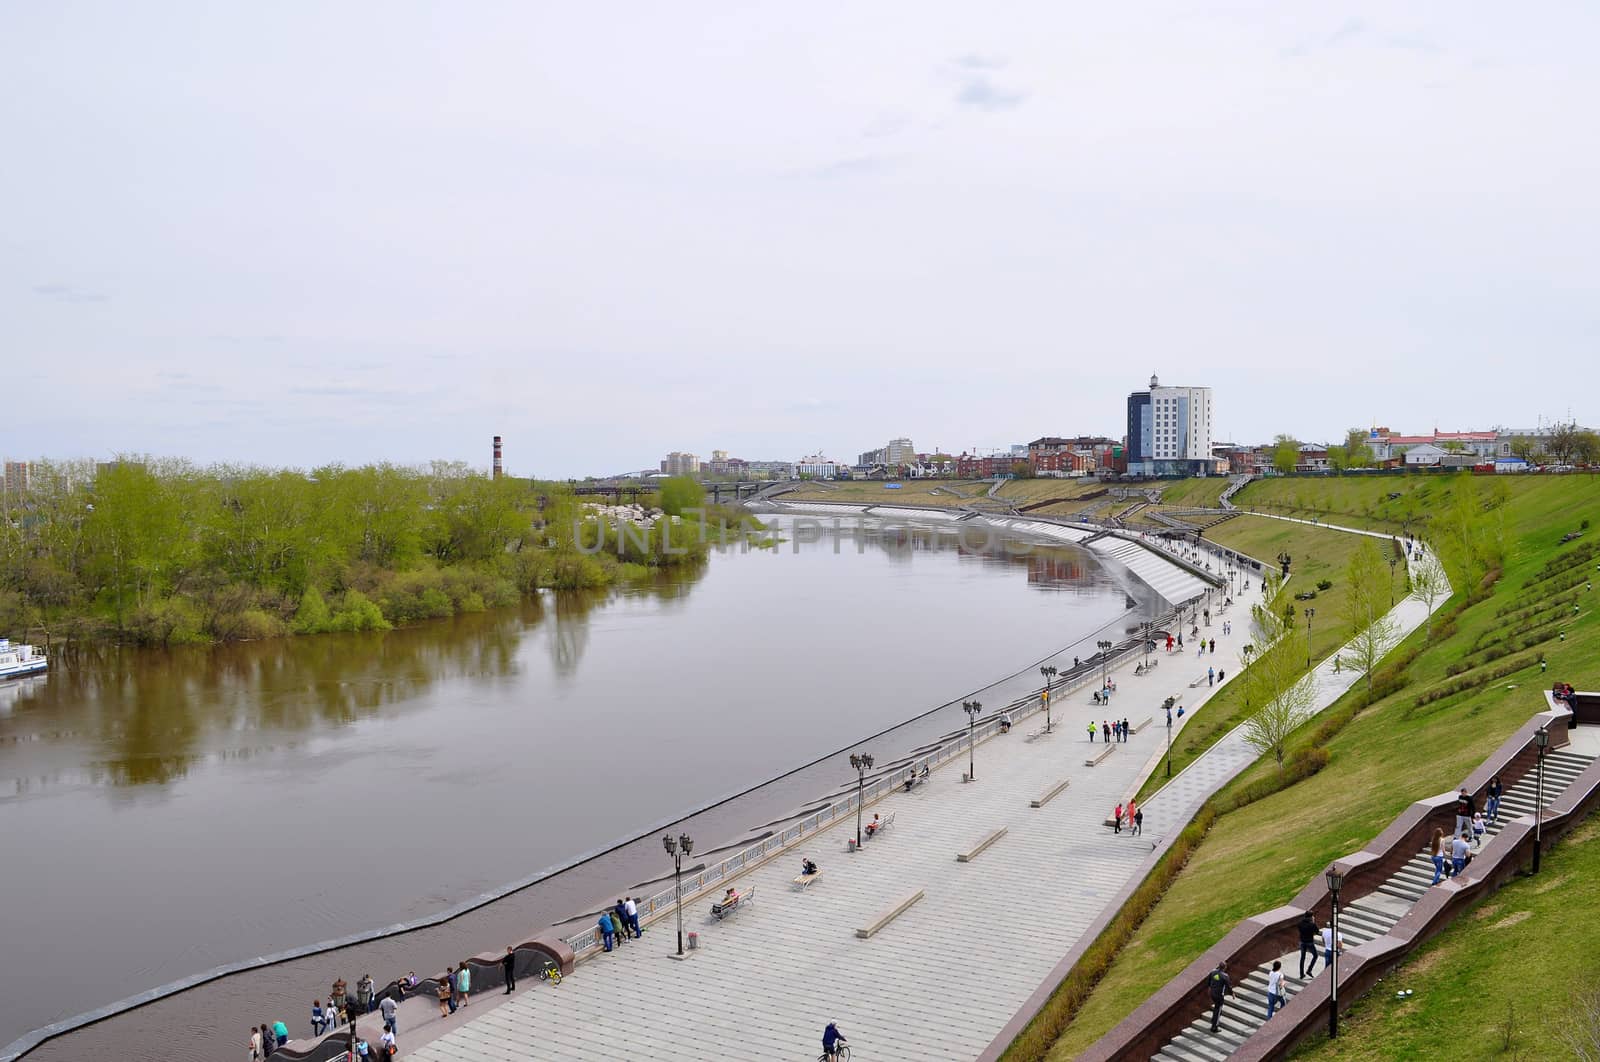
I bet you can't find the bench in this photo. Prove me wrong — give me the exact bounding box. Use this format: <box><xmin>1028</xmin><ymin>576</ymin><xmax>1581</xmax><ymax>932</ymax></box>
<box><xmin>710</xmin><ymin>886</ymin><xmax>756</xmax><ymax>920</ymax></box>
<box><xmin>956</xmin><ymin>827</ymin><xmax>1008</xmax><ymax>863</ymax></box>
<box><xmin>1030</xmin><ymin>778</ymin><xmax>1071</xmax><ymax>808</ymax></box>
<box><xmin>1084</xmin><ymin>745</ymin><xmax>1116</xmax><ymax>767</ymax></box>
<box><xmin>1024</xmin><ymin>727</ymin><xmax>1053</xmax><ymax>743</ymax></box>
<box><xmin>856</xmin><ymin>889</ymin><xmax>925</xmax><ymax>939</ymax></box>
<box><xmin>863</xmin><ymin>811</ymin><xmax>896</xmax><ymax>841</ymax></box>
<box><xmin>1130</xmin><ymin>716</ymin><xmax>1153</xmax><ymax>735</ymax></box>
<box><xmin>792</xmin><ymin>871</ymin><xmax>823</xmax><ymax>890</ymax></box>
<box><xmin>899</xmin><ymin>771</ymin><xmax>929</xmax><ymax>793</ymax></box>
<box><xmin>1189</xmin><ymin>675</ymin><xmax>1208</xmax><ymax>688</ymax></box>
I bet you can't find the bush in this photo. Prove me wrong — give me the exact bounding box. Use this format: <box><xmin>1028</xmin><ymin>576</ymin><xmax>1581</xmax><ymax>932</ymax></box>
<box><xmin>1317</xmin><ymin>579</ymin><xmax>1333</xmax><ymax>591</ymax></box>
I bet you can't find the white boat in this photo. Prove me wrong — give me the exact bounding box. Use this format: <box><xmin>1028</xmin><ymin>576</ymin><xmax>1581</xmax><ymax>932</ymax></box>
<box><xmin>0</xmin><ymin>639</ymin><xmax>48</xmax><ymax>680</ymax></box>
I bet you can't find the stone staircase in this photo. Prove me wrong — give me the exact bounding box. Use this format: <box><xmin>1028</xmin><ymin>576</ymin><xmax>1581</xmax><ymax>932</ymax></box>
<box><xmin>1149</xmin><ymin>747</ymin><xmax>1594</xmax><ymax>1061</ymax></box>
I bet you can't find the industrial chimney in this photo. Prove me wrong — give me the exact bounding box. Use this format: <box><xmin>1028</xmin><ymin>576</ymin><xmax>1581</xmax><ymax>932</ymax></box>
<box><xmin>493</xmin><ymin>436</ymin><xmax>503</xmax><ymax>479</ymax></box>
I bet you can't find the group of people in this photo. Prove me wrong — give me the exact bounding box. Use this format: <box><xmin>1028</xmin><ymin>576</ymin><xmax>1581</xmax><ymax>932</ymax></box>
<box><xmin>1112</xmin><ymin>800</ymin><xmax>1143</xmax><ymax>836</ymax></box>
<box><xmin>598</xmin><ymin>897</ymin><xmax>644</xmax><ymax>950</ymax></box>
<box><xmin>1089</xmin><ymin>717</ymin><xmax>1132</xmax><ymax>743</ymax></box>
<box><xmin>1553</xmin><ymin>681</ymin><xmax>1578</xmax><ymax>705</ymax></box>
<box><xmin>1428</xmin><ymin>784</ymin><xmax>1498</xmax><ymax>883</ymax></box>
<box><xmin>1091</xmin><ymin>680</ymin><xmax>1118</xmax><ymax>706</ymax></box>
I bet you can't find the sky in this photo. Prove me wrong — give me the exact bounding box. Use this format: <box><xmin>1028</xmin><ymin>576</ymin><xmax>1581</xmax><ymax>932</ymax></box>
<box><xmin>3</xmin><ymin>2</ymin><xmax>1597</xmax><ymax>478</ymax></box>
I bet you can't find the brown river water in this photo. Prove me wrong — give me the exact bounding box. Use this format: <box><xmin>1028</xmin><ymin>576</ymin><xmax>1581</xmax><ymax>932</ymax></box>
<box><xmin>0</xmin><ymin>519</ymin><xmax>1159</xmax><ymax>1061</ymax></box>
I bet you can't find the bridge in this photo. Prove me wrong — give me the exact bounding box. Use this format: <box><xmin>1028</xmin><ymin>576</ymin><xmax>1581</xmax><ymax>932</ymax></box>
<box><xmin>563</xmin><ymin>480</ymin><xmax>788</xmax><ymax>505</ymax></box>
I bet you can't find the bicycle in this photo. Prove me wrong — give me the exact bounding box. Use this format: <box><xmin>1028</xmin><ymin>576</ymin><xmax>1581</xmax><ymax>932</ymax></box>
<box><xmin>539</xmin><ymin>965</ymin><xmax>563</xmax><ymax>986</ymax></box>
<box><xmin>818</xmin><ymin>1047</ymin><xmax>851</xmax><ymax>1062</ymax></box>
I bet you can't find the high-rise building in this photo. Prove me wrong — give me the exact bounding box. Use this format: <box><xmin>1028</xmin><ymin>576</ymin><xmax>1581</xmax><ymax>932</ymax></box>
<box><xmin>659</xmin><ymin>452</ymin><xmax>701</xmax><ymax>476</ymax></box>
<box><xmin>886</xmin><ymin>437</ymin><xmax>915</xmax><ymax>465</ymax></box>
<box><xmin>3</xmin><ymin>461</ymin><xmax>31</xmax><ymax>495</ymax></box>
<box><xmin>1126</xmin><ymin>374</ymin><xmax>1213</xmax><ymax>475</ymax></box>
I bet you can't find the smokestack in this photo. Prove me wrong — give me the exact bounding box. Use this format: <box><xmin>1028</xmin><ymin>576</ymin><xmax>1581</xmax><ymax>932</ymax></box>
<box><xmin>493</xmin><ymin>436</ymin><xmax>503</xmax><ymax>479</ymax></box>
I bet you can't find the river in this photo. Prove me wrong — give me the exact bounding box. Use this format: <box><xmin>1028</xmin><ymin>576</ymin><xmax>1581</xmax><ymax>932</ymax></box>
<box><xmin>0</xmin><ymin>517</ymin><xmax>1161</xmax><ymax>1061</ymax></box>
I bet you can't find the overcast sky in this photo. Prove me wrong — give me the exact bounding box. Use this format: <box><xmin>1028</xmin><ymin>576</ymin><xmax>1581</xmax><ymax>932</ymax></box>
<box><xmin>3</xmin><ymin>3</ymin><xmax>1596</xmax><ymax>477</ymax></box>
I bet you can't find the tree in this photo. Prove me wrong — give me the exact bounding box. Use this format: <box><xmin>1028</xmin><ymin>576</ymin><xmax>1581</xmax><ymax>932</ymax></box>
<box><xmin>1343</xmin><ymin>428</ymin><xmax>1373</xmax><ymax>468</ymax></box>
<box><xmin>1272</xmin><ymin>435</ymin><xmax>1301</xmax><ymax>476</ymax></box>
<box><xmin>1572</xmin><ymin>429</ymin><xmax>1600</xmax><ymax>467</ymax></box>
<box><xmin>1408</xmin><ymin>554</ymin><xmax>1450</xmax><ymax>638</ymax></box>
<box><xmin>657</xmin><ymin>476</ymin><xmax>705</xmax><ymax>517</ymax></box>
<box><xmin>1341</xmin><ymin>538</ymin><xmax>1397</xmax><ymax>696</ymax></box>
<box><xmin>1548</xmin><ymin>421</ymin><xmax>1584</xmax><ymax>466</ymax></box>
<box><xmin>1241</xmin><ymin>615</ymin><xmax>1317</xmax><ymax>772</ymax></box>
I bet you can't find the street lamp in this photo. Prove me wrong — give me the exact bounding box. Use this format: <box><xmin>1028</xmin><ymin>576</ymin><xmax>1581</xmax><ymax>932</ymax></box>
<box><xmin>1142</xmin><ymin>621</ymin><xmax>1153</xmax><ymax>665</ymax></box>
<box><xmin>662</xmin><ymin>832</ymin><xmax>694</xmax><ymax>956</ymax></box>
<box><xmin>963</xmin><ymin>701</ymin><xmax>983</xmax><ymax>780</ymax></box>
<box><xmin>1388</xmin><ymin>552</ymin><xmax>1399</xmax><ymax>607</ymax></box>
<box><xmin>1304</xmin><ymin>607</ymin><xmax>1316</xmax><ymax>671</ymax></box>
<box><xmin>1039</xmin><ymin>666</ymin><xmax>1057</xmax><ymax>733</ymax></box>
<box><xmin>1165</xmin><ymin>704</ymin><xmax>1174</xmax><ymax>778</ymax></box>
<box><xmin>1533</xmin><ymin>726</ymin><xmax>1550</xmax><ymax>874</ymax></box>
<box><xmin>1097</xmin><ymin>639</ymin><xmax>1114</xmax><ymax>686</ymax></box>
<box><xmin>1325</xmin><ymin>865</ymin><xmax>1345</xmax><ymax>1039</ymax></box>
<box><xmin>849</xmin><ymin>752</ymin><xmax>875</xmax><ymax>848</ymax></box>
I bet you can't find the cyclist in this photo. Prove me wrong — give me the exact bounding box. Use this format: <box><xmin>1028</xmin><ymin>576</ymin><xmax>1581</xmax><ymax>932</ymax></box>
<box><xmin>822</xmin><ymin>1021</ymin><xmax>848</xmax><ymax>1060</ymax></box>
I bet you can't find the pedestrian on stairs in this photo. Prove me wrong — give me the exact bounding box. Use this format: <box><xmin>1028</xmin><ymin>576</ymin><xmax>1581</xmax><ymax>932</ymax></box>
<box><xmin>1265</xmin><ymin>960</ymin><xmax>1286</xmax><ymax>1020</ymax></box>
<box><xmin>1429</xmin><ymin>828</ymin><xmax>1447</xmax><ymax>885</ymax></box>
<box><xmin>1297</xmin><ymin>912</ymin><xmax>1319</xmax><ymax>978</ymax></box>
<box><xmin>1113</xmin><ymin>803</ymin><xmax>1124</xmax><ymax>834</ymax></box>
<box><xmin>1486</xmin><ymin>776</ymin><xmax>1503</xmax><ymax>823</ymax></box>
<box><xmin>1206</xmin><ymin>962</ymin><xmax>1235</xmax><ymax>1034</ymax></box>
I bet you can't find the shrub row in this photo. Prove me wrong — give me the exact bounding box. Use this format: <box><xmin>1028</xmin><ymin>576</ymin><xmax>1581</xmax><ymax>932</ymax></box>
<box><xmin>1412</xmin><ymin>653</ymin><xmax>1540</xmax><ymax>708</ymax></box>
<box><xmin>1498</xmin><ymin>572</ymin><xmax>1589</xmax><ymax>615</ymax></box>
<box><xmin>1449</xmin><ymin>625</ymin><xmax>1562</xmax><ymax>676</ymax></box>
<box><xmin>1491</xmin><ymin>591</ymin><xmax>1582</xmax><ymax>632</ymax></box>
<box><xmin>1520</xmin><ymin>539</ymin><xmax>1600</xmax><ymax>587</ymax></box>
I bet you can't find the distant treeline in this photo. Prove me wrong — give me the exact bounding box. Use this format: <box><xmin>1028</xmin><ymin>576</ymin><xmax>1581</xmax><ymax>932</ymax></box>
<box><xmin>0</xmin><ymin>459</ymin><xmax>748</xmax><ymax>647</ymax></box>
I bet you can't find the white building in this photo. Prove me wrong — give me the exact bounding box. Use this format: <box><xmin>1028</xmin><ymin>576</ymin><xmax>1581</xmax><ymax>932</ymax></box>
<box><xmin>796</xmin><ymin>454</ymin><xmax>842</xmax><ymax>479</ymax></box>
<box><xmin>886</xmin><ymin>437</ymin><xmax>916</xmax><ymax>465</ymax></box>
<box><xmin>1126</xmin><ymin>375</ymin><xmax>1214</xmax><ymax>475</ymax></box>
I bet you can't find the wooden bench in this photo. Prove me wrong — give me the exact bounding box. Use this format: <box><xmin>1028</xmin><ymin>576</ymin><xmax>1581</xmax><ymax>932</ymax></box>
<box><xmin>792</xmin><ymin>871</ymin><xmax>823</xmax><ymax>890</ymax></box>
<box><xmin>1030</xmin><ymin>778</ymin><xmax>1071</xmax><ymax>808</ymax></box>
<box><xmin>710</xmin><ymin>886</ymin><xmax>755</xmax><ymax>920</ymax></box>
<box><xmin>856</xmin><ymin>889</ymin><xmax>925</xmax><ymax>939</ymax></box>
<box><xmin>899</xmin><ymin>771</ymin><xmax>929</xmax><ymax>793</ymax></box>
<box><xmin>956</xmin><ymin>827</ymin><xmax>1008</xmax><ymax>863</ymax></box>
<box><xmin>1024</xmin><ymin>727</ymin><xmax>1053</xmax><ymax>743</ymax></box>
<box><xmin>1084</xmin><ymin>745</ymin><xmax>1116</xmax><ymax>767</ymax></box>
<box><xmin>1130</xmin><ymin>716</ymin><xmax>1153</xmax><ymax>735</ymax></box>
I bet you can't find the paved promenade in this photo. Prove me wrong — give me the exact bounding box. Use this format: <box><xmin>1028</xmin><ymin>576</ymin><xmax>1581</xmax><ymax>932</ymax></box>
<box><xmin>405</xmin><ymin>518</ymin><xmax>1446</xmax><ymax>1061</ymax></box>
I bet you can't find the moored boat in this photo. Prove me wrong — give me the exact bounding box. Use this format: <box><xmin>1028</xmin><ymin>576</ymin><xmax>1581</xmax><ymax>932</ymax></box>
<box><xmin>0</xmin><ymin>638</ymin><xmax>47</xmax><ymax>679</ymax></box>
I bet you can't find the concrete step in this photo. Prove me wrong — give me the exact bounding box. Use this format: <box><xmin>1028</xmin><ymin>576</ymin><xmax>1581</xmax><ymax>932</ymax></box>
<box><xmin>1169</xmin><ymin>1031</ymin><xmax>1232</xmax><ymax>1062</ymax></box>
<box><xmin>1377</xmin><ymin>882</ymin><xmax>1427</xmax><ymax>903</ymax></box>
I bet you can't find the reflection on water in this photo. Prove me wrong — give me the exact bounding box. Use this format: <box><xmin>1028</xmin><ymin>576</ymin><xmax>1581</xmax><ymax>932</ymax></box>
<box><xmin>0</xmin><ymin>520</ymin><xmax>1147</xmax><ymax>1054</ymax></box>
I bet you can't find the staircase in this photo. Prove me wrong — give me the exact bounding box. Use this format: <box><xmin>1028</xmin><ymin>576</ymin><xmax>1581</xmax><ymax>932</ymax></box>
<box><xmin>1150</xmin><ymin>747</ymin><xmax>1594</xmax><ymax>1061</ymax></box>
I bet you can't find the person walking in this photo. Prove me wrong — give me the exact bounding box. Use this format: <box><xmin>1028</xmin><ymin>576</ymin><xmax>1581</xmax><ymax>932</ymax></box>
<box><xmin>1321</xmin><ymin>922</ymin><xmax>1343</xmax><ymax>971</ymax></box>
<box><xmin>1454</xmin><ymin>788</ymin><xmax>1476</xmax><ymax>839</ymax></box>
<box><xmin>1103</xmin><ymin>719</ymin><xmax>1111</xmax><ymax>743</ymax></box>
<box><xmin>1297</xmin><ymin>911</ymin><xmax>1319</xmax><ymax>978</ymax></box>
<box><xmin>1127</xmin><ymin>800</ymin><xmax>1138</xmax><ymax>833</ymax></box>
<box><xmin>260</xmin><ymin>1019</ymin><xmax>274</xmax><ymax>1057</ymax></box>
<box><xmin>1206</xmin><ymin>962</ymin><xmax>1235</xmax><ymax>1034</ymax></box>
<box><xmin>455</xmin><ymin>961</ymin><xmax>471</xmax><ymax>1007</ymax></box>
<box><xmin>1472</xmin><ymin>812</ymin><xmax>1486</xmax><ymax>847</ymax></box>
<box><xmin>599</xmin><ymin>912</ymin><xmax>616</xmax><ymax>952</ymax></box>
<box><xmin>250</xmin><ymin>1026</ymin><xmax>263</xmax><ymax>1061</ymax></box>
<box><xmin>1265</xmin><ymin>960</ymin><xmax>1286</xmax><ymax>1020</ymax></box>
<box><xmin>436</xmin><ymin>976</ymin><xmax>451</xmax><ymax>1018</ymax></box>
<box><xmin>311</xmin><ymin>1000</ymin><xmax>327</xmax><ymax>1038</ymax></box>
<box><xmin>1113</xmin><ymin>803</ymin><xmax>1124</xmax><ymax>834</ymax></box>
<box><xmin>1208</xmin><ymin>666</ymin><xmax>1214</xmax><ymax>687</ymax></box>
<box><xmin>1121</xmin><ymin>716</ymin><xmax>1130</xmax><ymax>742</ymax></box>
<box><xmin>1429</xmin><ymin>827</ymin><xmax>1448</xmax><ymax>885</ymax></box>
<box><xmin>444</xmin><ymin>965</ymin><xmax>458</xmax><ymax>1012</ymax></box>
<box><xmin>502</xmin><ymin>947</ymin><xmax>517</xmax><ymax>993</ymax></box>
<box><xmin>1133</xmin><ymin>806</ymin><xmax>1144</xmax><ymax>835</ymax></box>
<box><xmin>1450</xmin><ymin>831</ymin><xmax>1470</xmax><ymax>878</ymax></box>
<box><xmin>1486</xmin><ymin>775</ymin><xmax>1504</xmax><ymax>823</ymax></box>
<box><xmin>1209</xmin><ymin>638</ymin><xmax>1216</xmax><ymax>654</ymax></box>
<box><xmin>1087</xmin><ymin>720</ymin><xmax>1096</xmax><ymax>742</ymax></box>
<box><xmin>379</xmin><ymin>993</ymin><xmax>398</xmax><ymax>1035</ymax></box>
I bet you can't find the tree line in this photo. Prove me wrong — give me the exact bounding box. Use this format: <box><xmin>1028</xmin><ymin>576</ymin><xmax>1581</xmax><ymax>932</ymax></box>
<box><xmin>0</xmin><ymin>459</ymin><xmax>728</xmax><ymax>648</ymax></box>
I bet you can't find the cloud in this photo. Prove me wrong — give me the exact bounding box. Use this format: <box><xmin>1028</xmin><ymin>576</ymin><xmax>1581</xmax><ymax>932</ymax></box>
<box><xmin>955</xmin><ymin>75</ymin><xmax>1026</xmax><ymax>111</ymax></box>
<box><xmin>33</xmin><ymin>282</ymin><xmax>109</xmax><ymax>304</ymax></box>
<box><xmin>861</xmin><ymin>114</ymin><xmax>912</xmax><ymax>140</ymax></box>
<box><xmin>799</xmin><ymin>154</ymin><xmax>900</xmax><ymax>180</ymax></box>
<box><xmin>953</xmin><ymin>53</ymin><xmax>1008</xmax><ymax>71</ymax></box>
<box><xmin>1283</xmin><ymin>17</ymin><xmax>1367</xmax><ymax>57</ymax></box>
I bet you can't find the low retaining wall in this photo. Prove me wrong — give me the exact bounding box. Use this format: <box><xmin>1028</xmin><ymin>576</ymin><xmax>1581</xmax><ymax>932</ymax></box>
<box><xmin>1079</xmin><ymin>703</ymin><xmax>1594</xmax><ymax>1061</ymax></box>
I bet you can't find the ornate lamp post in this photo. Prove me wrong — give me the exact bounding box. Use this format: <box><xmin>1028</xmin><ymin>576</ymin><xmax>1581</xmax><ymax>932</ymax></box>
<box><xmin>1326</xmin><ymin>864</ymin><xmax>1345</xmax><ymax>1039</ymax></box>
<box><xmin>662</xmin><ymin>832</ymin><xmax>694</xmax><ymax>956</ymax></box>
<box><xmin>1097</xmin><ymin>639</ymin><xmax>1114</xmax><ymax>686</ymax></box>
<box><xmin>849</xmin><ymin>752</ymin><xmax>875</xmax><ymax>848</ymax></box>
<box><xmin>1387</xmin><ymin>553</ymin><xmax>1398</xmax><ymax>607</ymax></box>
<box><xmin>1141</xmin><ymin>622</ymin><xmax>1153</xmax><ymax>666</ymax></box>
<box><xmin>1304</xmin><ymin>607</ymin><xmax>1316</xmax><ymax>671</ymax></box>
<box><xmin>1533</xmin><ymin>726</ymin><xmax>1550</xmax><ymax>873</ymax></box>
<box><xmin>1039</xmin><ymin>666</ymin><xmax>1057</xmax><ymax>732</ymax></box>
<box><xmin>962</xmin><ymin>701</ymin><xmax>983</xmax><ymax>780</ymax></box>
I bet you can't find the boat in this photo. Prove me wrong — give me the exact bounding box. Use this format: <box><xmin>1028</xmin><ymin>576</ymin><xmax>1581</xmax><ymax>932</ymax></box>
<box><xmin>0</xmin><ymin>639</ymin><xmax>48</xmax><ymax>680</ymax></box>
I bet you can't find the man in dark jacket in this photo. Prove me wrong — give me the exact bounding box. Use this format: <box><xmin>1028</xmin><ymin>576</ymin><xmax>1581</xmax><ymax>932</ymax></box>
<box><xmin>1455</xmin><ymin>788</ymin><xmax>1476</xmax><ymax>839</ymax></box>
<box><xmin>1207</xmin><ymin>961</ymin><xmax>1235</xmax><ymax>1034</ymax></box>
<box><xmin>1298</xmin><ymin>911</ymin><xmax>1319</xmax><ymax>978</ymax></box>
<box><xmin>502</xmin><ymin>947</ymin><xmax>517</xmax><ymax>993</ymax></box>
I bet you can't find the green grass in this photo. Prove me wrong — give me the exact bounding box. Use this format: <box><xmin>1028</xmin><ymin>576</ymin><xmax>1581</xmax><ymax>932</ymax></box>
<box><xmin>1125</xmin><ymin>517</ymin><xmax>1370</xmax><ymax>804</ymax></box>
<box><xmin>993</xmin><ymin>478</ymin><xmax>1110</xmax><ymax>504</ymax></box>
<box><xmin>1291</xmin><ymin>815</ymin><xmax>1600</xmax><ymax>1060</ymax></box>
<box><xmin>778</xmin><ymin>479</ymin><xmax>987</xmax><ymax>505</ymax></box>
<box><xmin>1028</xmin><ymin>475</ymin><xmax>1600</xmax><ymax>1062</ymax></box>
<box><xmin>1151</xmin><ymin>477</ymin><xmax>1234</xmax><ymax>508</ymax></box>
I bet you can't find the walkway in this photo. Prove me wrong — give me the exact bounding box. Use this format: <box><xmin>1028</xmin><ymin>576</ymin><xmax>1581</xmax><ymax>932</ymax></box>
<box><xmin>404</xmin><ymin>519</ymin><xmax>1447</xmax><ymax>1062</ymax></box>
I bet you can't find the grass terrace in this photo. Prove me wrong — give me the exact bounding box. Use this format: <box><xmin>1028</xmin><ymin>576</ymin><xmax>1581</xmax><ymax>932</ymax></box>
<box><xmin>1012</xmin><ymin>475</ymin><xmax>1600</xmax><ymax>1062</ymax></box>
<box><xmin>776</xmin><ymin>479</ymin><xmax>987</xmax><ymax>506</ymax></box>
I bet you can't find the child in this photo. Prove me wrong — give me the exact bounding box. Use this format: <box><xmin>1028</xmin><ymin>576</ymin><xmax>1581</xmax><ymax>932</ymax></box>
<box><xmin>1472</xmin><ymin>812</ymin><xmax>1486</xmax><ymax>847</ymax></box>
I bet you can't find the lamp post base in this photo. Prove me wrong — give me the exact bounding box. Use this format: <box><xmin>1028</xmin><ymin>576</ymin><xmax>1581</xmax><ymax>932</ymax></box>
<box><xmin>669</xmin><ymin>949</ymin><xmax>697</xmax><ymax>961</ymax></box>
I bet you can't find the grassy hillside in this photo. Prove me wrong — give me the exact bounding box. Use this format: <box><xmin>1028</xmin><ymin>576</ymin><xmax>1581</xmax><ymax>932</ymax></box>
<box><xmin>777</xmin><ymin>479</ymin><xmax>986</xmax><ymax>505</ymax></box>
<box><xmin>1023</xmin><ymin>475</ymin><xmax>1600</xmax><ymax>1061</ymax></box>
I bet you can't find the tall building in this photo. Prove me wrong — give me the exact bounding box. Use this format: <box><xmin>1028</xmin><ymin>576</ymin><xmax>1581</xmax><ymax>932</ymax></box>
<box><xmin>3</xmin><ymin>461</ymin><xmax>31</xmax><ymax>495</ymax></box>
<box><xmin>659</xmin><ymin>452</ymin><xmax>701</xmax><ymax>476</ymax></box>
<box><xmin>886</xmin><ymin>437</ymin><xmax>915</xmax><ymax>465</ymax></box>
<box><xmin>1126</xmin><ymin>374</ymin><xmax>1213</xmax><ymax>475</ymax></box>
